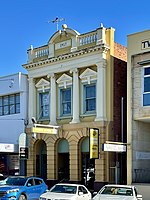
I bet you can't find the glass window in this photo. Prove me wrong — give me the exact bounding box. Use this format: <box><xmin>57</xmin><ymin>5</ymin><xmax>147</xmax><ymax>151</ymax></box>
<box><xmin>0</xmin><ymin>94</ymin><xmax>20</xmax><ymax>115</ymax></box>
<box><xmin>83</xmin><ymin>84</ymin><xmax>96</xmax><ymax>113</ymax></box>
<box><xmin>143</xmin><ymin>67</ymin><xmax>150</xmax><ymax>106</ymax></box>
<box><xmin>60</xmin><ymin>88</ymin><xmax>71</xmax><ymax>116</ymax></box>
<box><xmin>39</xmin><ymin>92</ymin><xmax>49</xmax><ymax>119</ymax></box>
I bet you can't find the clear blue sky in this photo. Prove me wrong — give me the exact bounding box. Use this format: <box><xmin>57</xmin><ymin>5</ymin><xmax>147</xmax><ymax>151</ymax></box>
<box><xmin>0</xmin><ymin>0</ymin><xmax>150</xmax><ymax>76</ymax></box>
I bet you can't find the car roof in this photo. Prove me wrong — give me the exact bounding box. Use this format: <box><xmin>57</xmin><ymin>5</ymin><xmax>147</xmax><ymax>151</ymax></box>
<box><xmin>56</xmin><ymin>183</ymin><xmax>85</xmax><ymax>187</ymax></box>
<box><xmin>104</xmin><ymin>184</ymin><xmax>133</xmax><ymax>188</ymax></box>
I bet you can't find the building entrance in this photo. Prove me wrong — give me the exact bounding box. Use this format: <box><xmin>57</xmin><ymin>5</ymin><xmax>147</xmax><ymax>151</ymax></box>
<box><xmin>36</xmin><ymin>140</ymin><xmax>47</xmax><ymax>181</ymax></box>
<box><xmin>58</xmin><ymin>139</ymin><xmax>69</xmax><ymax>182</ymax></box>
<box><xmin>81</xmin><ymin>137</ymin><xmax>95</xmax><ymax>190</ymax></box>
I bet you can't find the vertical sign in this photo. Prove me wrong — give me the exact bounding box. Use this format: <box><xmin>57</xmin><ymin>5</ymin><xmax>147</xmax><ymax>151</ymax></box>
<box><xmin>89</xmin><ymin>128</ymin><xmax>99</xmax><ymax>159</ymax></box>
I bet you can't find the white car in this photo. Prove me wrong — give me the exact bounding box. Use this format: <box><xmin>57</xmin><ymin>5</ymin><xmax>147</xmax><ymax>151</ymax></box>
<box><xmin>93</xmin><ymin>184</ymin><xmax>142</xmax><ymax>200</ymax></box>
<box><xmin>40</xmin><ymin>183</ymin><xmax>92</xmax><ymax>200</ymax></box>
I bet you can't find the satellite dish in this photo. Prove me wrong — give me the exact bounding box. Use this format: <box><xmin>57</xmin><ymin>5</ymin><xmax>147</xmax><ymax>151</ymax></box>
<box><xmin>62</xmin><ymin>24</ymin><xmax>68</xmax><ymax>30</ymax></box>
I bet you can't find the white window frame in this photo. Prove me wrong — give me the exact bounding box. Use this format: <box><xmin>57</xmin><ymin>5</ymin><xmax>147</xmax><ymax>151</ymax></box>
<box><xmin>38</xmin><ymin>90</ymin><xmax>50</xmax><ymax>120</ymax></box>
<box><xmin>58</xmin><ymin>86</ymin><xmax>72</xmax><ymax>117</ymax></box>
<box><xmin>82</xmin><ymin>82</ymin><xmax>96</xmax><ymax>114</ymax></box>
<box><xmin>143</xmin><ymin>66</ymin><xmax>150</xmax><ymax>106</ymax></box>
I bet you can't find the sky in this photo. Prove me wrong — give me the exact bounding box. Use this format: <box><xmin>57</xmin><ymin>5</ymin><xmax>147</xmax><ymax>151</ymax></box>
<box><xmin>0</xmin><ymin>0</ymin><xmax>150</xmax><ymax>77</ymax></box>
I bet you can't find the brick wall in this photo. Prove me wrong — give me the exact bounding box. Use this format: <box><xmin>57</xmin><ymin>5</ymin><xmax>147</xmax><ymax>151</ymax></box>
<box><xmin>114</xmin><ymin>42</ymin><xmax>127</xmax><ymax>62</ymax></box>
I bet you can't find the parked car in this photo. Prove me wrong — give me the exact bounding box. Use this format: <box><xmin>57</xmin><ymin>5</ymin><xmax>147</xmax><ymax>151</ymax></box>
<box><xmin>93</xmin><ymin>184</ymin><xmax>142</xmax><ymax>200</ymax></box>
<box><xmin>0</xmin><ymin>176</ymin><xmax>48</xmax><ymax>199</ymax></box>
<box><xmin>40</xmin><ymin>183</ymin><xmax>92</xmax><ymax>200</ymax></box>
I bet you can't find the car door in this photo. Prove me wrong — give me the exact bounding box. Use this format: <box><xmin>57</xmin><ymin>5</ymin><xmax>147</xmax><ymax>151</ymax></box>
<box><xmin>78</xmin><ymin>186</ymin><xmax>90</xmax><ymax>200</ymax></box>
<box><xmin>25</xmin><ymin>178</ymin><xmax>36</xmax><ymax>199</ymax></box>
<box><xmin>33</xmin><ymin>178</ymin><xmax>46</xmax><ymax>198</ymax></box>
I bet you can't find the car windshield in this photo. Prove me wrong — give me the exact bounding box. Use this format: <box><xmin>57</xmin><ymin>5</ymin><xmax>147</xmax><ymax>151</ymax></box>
<box><xmin>4</xmin><ymin>177</ymin><xmax>27</xmax><ymax>186</ymax></box>
<box><xmin>101</xmin><ymin>186</ymin><xmax>133</xmax><ymax>196</ymax></box>
<box><xmin>50</xmin><ymin>185</ymin><xmax>77</xmax><ymax>194</ymax></box>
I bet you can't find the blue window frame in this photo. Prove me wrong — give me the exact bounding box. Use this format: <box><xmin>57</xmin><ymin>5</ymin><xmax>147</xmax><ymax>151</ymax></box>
<box><xmin>143</xmin><ymin>67</ymin><xmax>150</xmax><ymax>106</ymax></box>
<box><xmin>39</xmin><ymin>92</ymin><xmax>49</xmax><ymax>119</ymax></box>
<box><xmin>83</xmin><ymin>83</ymin><xmax>96</xmax><ymax>113</ymax></box>
<box><xmin>60</xmin><ymin>87</ymin><xmax>72</xmax><ymax>116</ymax></box>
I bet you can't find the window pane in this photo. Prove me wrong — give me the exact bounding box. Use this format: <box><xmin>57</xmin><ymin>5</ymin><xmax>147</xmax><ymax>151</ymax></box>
<box><xmin>0</xmin><ymin>107</ymin><xmax>2</xmax><ymax>115</ymax></box>
<box><xmin>16</xmin><ymin>94</ymin><xmax>20</xmax><ymax>103</ymax></box>
<box><xmin>4</xmin><ymin>106</ymin><xmax>8</xmax><ymax>115</ymax></box>
<box><xmin>10</xmin><ymin>95</ymin><xmax>15</xmax><ymax>104</ymax></box>
<box><xmin>144</xmin><ymin>67</ymin><xmax>150</xmax><ymax>75</ymax></box>
<box><xmin>143</xmin><ymin>93</ymin><xmax>150</xmax><ymax>106</ymax></box>
<box><xmin>144</xmin><ymin>77</ymin><xmax>150</xmax><ymax>92</ymax></box>
<box><xmin>86</xmin><ymin>99</ymin><xmax>96</xmax><ymax>111</ymax></box>
<box><xmin>42</xmin><ymin>105</ymin><xmax>49</xmax><ymax>117</ymax></box>
<box><xmin>84</xmin><ymin>84</ymin><xmax>96</xmax><ymax>112</ymax></box>
<box><xmin>62</xmin><ymin>89</ymin><xmax>71</xmax><ymax>101</ymax></box>
<box><xmin>0</xmin><ymin>98</ymin><xmax>2</xmax><ymax>106</ymax></box>
<box><xmin>3</xmin><ymin>96</ymin><xmax>8</xmax><ymax>106</ymax></box>
<box><xmin>16</xmin><ymin>104</ymin><xmax>20</xmax><ymax>113</ymax></box>
<box><xmin>86</xmin><ymin>85</ymin><xmax>96</xmax><ymax>98</ymax></box>
<box><xmin>61</xmin><ymin>88</ymin><xmax>71</xmax><ymax>115</ymax></box>
<box><xmin>39</xmin><ymin>92</ymin><xmax>49</xmax><ymax>118</ymax></box>
<box><xmin>10</xmin><ymin>105</ymin><xmax>15</xmax><ymax>114</ymax></box>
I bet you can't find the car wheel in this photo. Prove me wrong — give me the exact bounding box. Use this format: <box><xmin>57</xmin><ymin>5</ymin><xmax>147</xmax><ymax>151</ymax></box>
<box><xmin>19</xmin><ymin>194</ymin><xmax>27</xmax><ymax>200</ymax></box>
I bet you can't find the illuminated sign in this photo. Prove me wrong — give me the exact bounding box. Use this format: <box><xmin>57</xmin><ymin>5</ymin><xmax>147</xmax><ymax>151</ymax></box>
<box><xmin>32</xmin><ymin>127</ymin><xmax>58</xmax><ymax>134</ymax></box>
<box><xmin>0</xmin><ymin>143</ymin><xmax>14</xmax><ymax>152</ymax></box>
<box><xmin>89</xmin><ymin>128</ymin><xmax>99</xmax><ymax>159</ymax></box>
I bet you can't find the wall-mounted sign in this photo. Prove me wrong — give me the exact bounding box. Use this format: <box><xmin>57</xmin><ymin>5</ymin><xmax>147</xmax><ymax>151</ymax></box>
<box><xmin>32</xmin><ymin>127</ymin><xmax>58</xmax><ymax>134</ymax></box>
<box><xmin>0</xmin><ymin>143</ymin><xmax>15</xmax><ymax>152</ymax></box>
<box><xmin>55</xmin><ymin>39</ymin><xmax>71</xmax><ymax>50</ymax></box>
<box><xmin>141</xmin><ymin>39</ymin><xmax>150</xmax><ymax>50</ymax></box>
<box><xmin>19</xmin><ymin>147</ymin><xmax>28</xmax><ymax>159</ymax></box>
<box><xmin>102</xmin><ymin>143</ymin><xmax>126</xmax><ymax>152</ymax></box>
<box><xmin>89</xmin><ymin>128</ymin><xmax>99</xmax><ymax>159</ymax></box>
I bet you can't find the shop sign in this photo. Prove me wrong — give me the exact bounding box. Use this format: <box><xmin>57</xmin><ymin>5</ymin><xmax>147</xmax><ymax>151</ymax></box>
<box><xmin>32</xmin><ymin>127</ymin><xmax>58</xmax><ymax>134</ymax></box>
<box><xmin>102</xmin><ymin>143</ymin><xmax>126</xmax><ymax>152</ymax></box>
<box><xmin>19</xmin><ymin>147</ymin><xmax>28</xmax><ymax>159</ymax></box>
<box><xmin>0</xmin><ymin>143</ymin><xmax>14</xmax><ymax>152</ymax></box>
<box><xmin>89</xmin><ymin>128</ymin><xmax>99</xmax><ymax>159</ymax></box>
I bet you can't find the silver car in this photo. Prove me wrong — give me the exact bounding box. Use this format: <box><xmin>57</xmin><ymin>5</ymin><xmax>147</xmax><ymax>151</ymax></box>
<box><xmin>93</xmin><ymin>184</ymin><xmax>142</xmax><ymax>200</ymax></box>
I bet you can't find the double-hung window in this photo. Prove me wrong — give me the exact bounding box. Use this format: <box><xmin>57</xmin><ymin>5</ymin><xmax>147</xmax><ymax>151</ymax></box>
<box><xmin>60</xmin><ymin>87</ymin><xmax>72</xmax><ymax>116</ymax></box>
<box><xmin>83</xmin><ymin>83</ymin><xmax>96</xmax><ymax>113</ymax></box>
<box><xmin>39</xmin><ymin>91</ymin><xmax>49</xmax><ymax>119</ymax></box>
<box><xmin>143</xmin><ymin>67</ymin><xmax>150</xmax><ymax>106</ymax></box>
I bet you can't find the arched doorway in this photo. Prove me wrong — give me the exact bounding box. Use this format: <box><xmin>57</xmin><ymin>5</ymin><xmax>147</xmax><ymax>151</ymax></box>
<box><xmin>36</xmin><ymin>140</ymin><xmax>47</xmax><ymax>181</ymax></box>
<box><xmin>81</xmin><ymin>137</ymin><xmax>95</xmax><ymax>190</ymax></box>
<box><xmin>58</xmin><ymin>139</ymin><xmax>69</xmax><ymax>182</ymax></box>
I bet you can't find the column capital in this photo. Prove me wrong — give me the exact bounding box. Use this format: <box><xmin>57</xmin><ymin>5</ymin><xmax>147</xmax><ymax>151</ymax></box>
<box><xmin>47</xmin><ymin>73</ymin><xmax>55</xmax><ymax>79</ymax></box>
<box><xmin>96</xmin><ymin>59</ymin><xmax>107</xmax><ymax>68</ymax></box>
<box><xmin>70</xmin><ymin>68</ymin><xmax>78</xmax><ymax>74</ymax></box>
<box><xmin>28</xmin><ymin>77</ymin><xmax>35</xmax><ymax>83</ymax></box>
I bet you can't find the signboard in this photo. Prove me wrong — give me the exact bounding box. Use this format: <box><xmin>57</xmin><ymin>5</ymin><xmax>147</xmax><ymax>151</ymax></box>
<box><xmin>19</xmin><ymin>147</ymin><xmax>28</xmax><ymax>159</ymax></box>
<box><xmin>32</xmin><ymin>127</ymin><xmax>58</xmax><ymax>134</ymax></box>
<box><xmin>89</xmin><ymin>128</ymin><xmax>99</xmax><ymax>159</ymax></box>
<box><xmin>0</xmin><ymin>143</ymin><xmax>15</xmax><ymax>152</ymax></box>
<box><xmin>102</xmin><ymin>143</ymin><xmax>126</xmax><ymax>152</ymax></box>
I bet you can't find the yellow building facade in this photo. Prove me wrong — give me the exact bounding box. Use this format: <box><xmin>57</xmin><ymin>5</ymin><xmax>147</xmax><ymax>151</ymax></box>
<box><xmin>23</xmin><ymin>24</ymin><xmax>127</xmax><ymax>190</ymax></box>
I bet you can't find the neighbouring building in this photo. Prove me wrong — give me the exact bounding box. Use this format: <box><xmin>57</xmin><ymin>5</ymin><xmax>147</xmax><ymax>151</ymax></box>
<box><xmin>127</xmin><ymin>30</ymin><xmax>150</xmax><ymax>200</ymax></box>
<box><xmin>0</xmin><ymin>72</ymin><xmax>28</xmax><ymax>176</ymax></box>
<box><xmin>23</xmin><ymin>24</ymin><xmax>127</xmax><ymax>190</ymax></box>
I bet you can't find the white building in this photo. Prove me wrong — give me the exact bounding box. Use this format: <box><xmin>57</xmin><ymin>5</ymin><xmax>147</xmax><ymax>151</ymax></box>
<box><xmin>0</xmin><ymin>72</ymin><xmax>28</xmax><ymax>175</ymax></box>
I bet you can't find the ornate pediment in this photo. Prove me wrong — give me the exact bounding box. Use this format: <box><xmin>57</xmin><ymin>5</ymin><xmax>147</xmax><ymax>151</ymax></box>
<box><xmin>35</xmin><ymin>78</ymin><xmax>50</xmax><ymax>91</ymax></box>
<box><xmin>56</xmin><ymin>73</ymin><xmax>72</xmax><ymax>88</ymax></box>
<box><xmin>79</xmin><ymin>68</ymin><xmax>97</xmax><ymax>84</ymax></box>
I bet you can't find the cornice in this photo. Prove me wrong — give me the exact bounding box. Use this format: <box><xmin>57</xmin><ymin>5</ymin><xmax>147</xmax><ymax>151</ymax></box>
<box><xmin>23</xmin><ymin>44</ymin><xmax>109</xmax><ymax>70</ymax></box>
